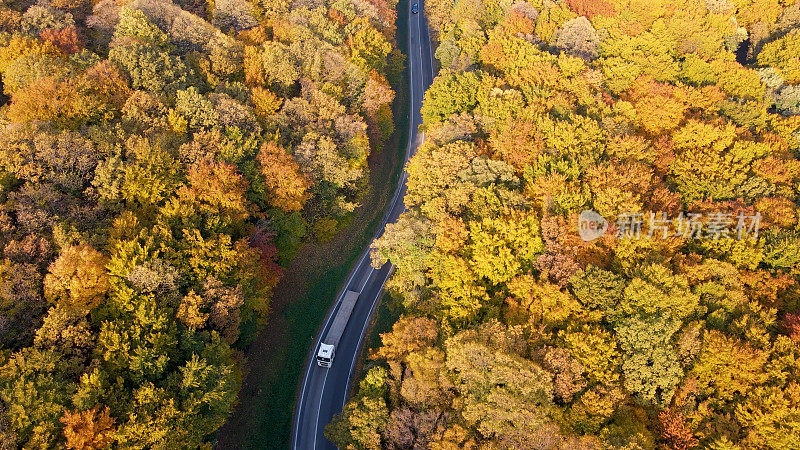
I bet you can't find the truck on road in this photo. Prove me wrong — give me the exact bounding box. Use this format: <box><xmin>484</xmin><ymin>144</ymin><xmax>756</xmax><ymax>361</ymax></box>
<box><xmin>316</xmin><ymin>290</ymin><xmax>360</xmax><ymax>368</ymax></box>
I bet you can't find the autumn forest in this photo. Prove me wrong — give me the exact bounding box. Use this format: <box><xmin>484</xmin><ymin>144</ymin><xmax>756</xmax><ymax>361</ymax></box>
<box><xmin>0</xmin><ymin>0</ymin><xmax>799</xmax><ymax>447</ymax></box>
<box><xmin>0</xmin><ymin>0</ymin><xmax>399</xmax><ymax>446</ymax></box>
<box><xmin>330</xmin><ymin>0</ymin><xmax>800</xmax><ymax>448</ymax></box>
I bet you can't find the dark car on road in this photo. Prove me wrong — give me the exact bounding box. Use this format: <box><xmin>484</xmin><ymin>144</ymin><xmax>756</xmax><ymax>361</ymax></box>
<box><xmin>412</xmin><ymin>3</ymin><xmax>419</xmax><ymax>13</ymax></box>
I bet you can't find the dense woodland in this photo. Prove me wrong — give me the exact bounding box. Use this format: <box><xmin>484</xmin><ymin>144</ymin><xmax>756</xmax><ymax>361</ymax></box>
<box><xmin>330</xmin><ymin>0</ymin><xmax>800</xmax><ymax>448</ymax></box>
<box><xmin>0</xmin><ymin>0</ymin><xmax>400</xmax><ymax>445</ymax></box>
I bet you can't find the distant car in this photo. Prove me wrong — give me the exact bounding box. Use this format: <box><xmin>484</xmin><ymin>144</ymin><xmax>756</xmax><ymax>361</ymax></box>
<box><xmin>411</xmin><ymin>3</ymin><xmax>419</xmax><ymax>13</ymax></box>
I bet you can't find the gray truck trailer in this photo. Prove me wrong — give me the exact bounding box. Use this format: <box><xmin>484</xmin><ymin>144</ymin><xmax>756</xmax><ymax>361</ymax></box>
<box><xmin>316</xmin><ymin>290</ymin><xmax>360</xmax><ymax>368</ymax></box>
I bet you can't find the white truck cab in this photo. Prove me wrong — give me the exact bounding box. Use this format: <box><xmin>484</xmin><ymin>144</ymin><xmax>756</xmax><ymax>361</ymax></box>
<box><xmin>315</xmin><ymin>290</ymin><xmax>360</xmax><ymax>368</ymax></box>
<box><xmin>316</xmin><ymin>343</ymin><xmax>335</xmax><ymax>368</ymax></box>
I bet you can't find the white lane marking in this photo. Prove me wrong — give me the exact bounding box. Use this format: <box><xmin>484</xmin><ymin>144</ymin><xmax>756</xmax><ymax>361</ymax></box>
<box><xmin>424</xmin><ymin>1</ymin><xmax>435</xmax><ymax>78</ymax></box>
<box><xmin>293</xmin><ymin>249</ymin><xmax>371</xmax><ymax>449</ymax></box>
<box><xmin>296</xmin><ymin>1</ymin><xmax>425</xmax><ymax>447</ymax></box>
<box><xmin>358</xmin><ymin>265</ymin><xmax>376</xmax><ymax>292</ymax></box>
<box><xmin>337</xmin><ymin>0</ymin><xmax>434</xmax><ymax>419</ymax></box>
<box><xmin>339</xmin><ymin>6</ymin><xmax>433</xmax><ymax>412</ymax></box>
<box><xmin>418</xmin><ymin>12</ymin><xmax>423</xmax><ymax>69</ymax></box>
<box><xmin>342</xmin><ymin>265</ymin><xmax>395</xmax><ymax>408</ymax></box>
<box><xmin>312</xmin><ymin>371</ymin><xmax>328</xmax><ymax>449</ymax></box>
<box><xmin>417</xmin><ymin>12</ymin><xmax>424</xmax><ymax>94</ymax></box>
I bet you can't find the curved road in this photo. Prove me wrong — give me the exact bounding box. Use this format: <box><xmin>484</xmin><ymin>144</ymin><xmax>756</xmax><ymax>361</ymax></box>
<box><xmin>291</xmin><ymin>2</ymin><xmax>435</xmax><ymax>449</ymax></box>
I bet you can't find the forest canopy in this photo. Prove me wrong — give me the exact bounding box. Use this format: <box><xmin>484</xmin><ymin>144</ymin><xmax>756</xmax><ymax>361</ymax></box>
<box><xmin>331</xmin><ymin>0</ymin><xmax>800</xmax><ymax>448</ymax></box>
<box><xmin>0</xmin><ymin>0</ymin><xmax>400</xmax><ymax>445</ymax></box>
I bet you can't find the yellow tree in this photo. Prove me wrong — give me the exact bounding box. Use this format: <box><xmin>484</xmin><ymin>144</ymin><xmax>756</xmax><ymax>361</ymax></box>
<box><xmin>7</xmin><ymin>75</ymin><xmax>113</xmax><ymax>129</ymax></box>
<box><xmin>347</xmin><ymin>20</ymin><xmax>392</xmax><ymax>72</ymax></box>
<box><xmin>250</xmin><ymin>87</ymin><xmax>283</xmax><ymax>118</ymax></box>
<box><xmin>427</xmin><ymin>254</ymin><xmax>487</xmax><ymax>323</ymax></box>
<box><xmin>256</xmin><ymin>142</ymin><xmax>310</xmax><ymax>212</ymax></box>
<box><xmin>690</xmin><ymin>330</ymin><xmax>768</xmax><ymax>401</ymax></box>
<box><xmin>757</xmin><ymin>29</ymin><xmax>800</xmax><ymax>84</ymax></box>
<box><xmin>178</xmin><ymin>159</ymin><xmax>251</xmax><ymax>229</ymax></box>
<box><xmin>628</xmin><ymin>77</ymin><xmax>689</xmax><ymax>135</ymax></box>
<box><xmin>467</xmin><ymin>212</ymin><xmax>544</xmax><ymax>285</ymax></box>
<box><xmin>44</xmin><ymin>245</ymin><xmax>110</xmax><ymax>312</ymax></box>
<box><xmin>736</xmin><ymin>383</ymin><xmax>800</xmax><ymax>448</ymax></box>
<box><xmin>60</xmin><ymin>407</ymin><xmax>116</xmax><ymax>450</ymax></box>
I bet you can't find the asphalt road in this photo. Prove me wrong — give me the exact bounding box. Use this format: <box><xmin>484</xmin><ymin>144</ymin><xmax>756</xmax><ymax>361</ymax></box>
<box><xmin>291</xmin><ymin>2</ymin><xmax>435</xmax><ymax>449</ymax></box>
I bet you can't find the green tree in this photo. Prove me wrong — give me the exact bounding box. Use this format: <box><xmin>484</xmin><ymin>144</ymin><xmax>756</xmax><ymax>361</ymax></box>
<box><xmin>347</xmin><ymin>19</ymin><xmax>391</xmax><ymax>72</ymax></box>
<box><xmin>614</xmin><ymin>315</ymin><xmax>683</xmax><ymax>405</ymax></box>
<box><xmin>0</xmin><ymin>348</ymin><xmax>73</xmax><ymax>447</ymax></box>
<box><xmin>421</xmin><ymin>70</ymin><xmax>480</xmax><ymax>124</ymax></box>
<box><xmin>467</xmin><ymin>212</ymin><xmax>544</xmax><ymax>285</ymax></box>
<box><xmin>108</xmin><ymin>8</ymin><xmax>193</xmax><ymax>95</ymax></box>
